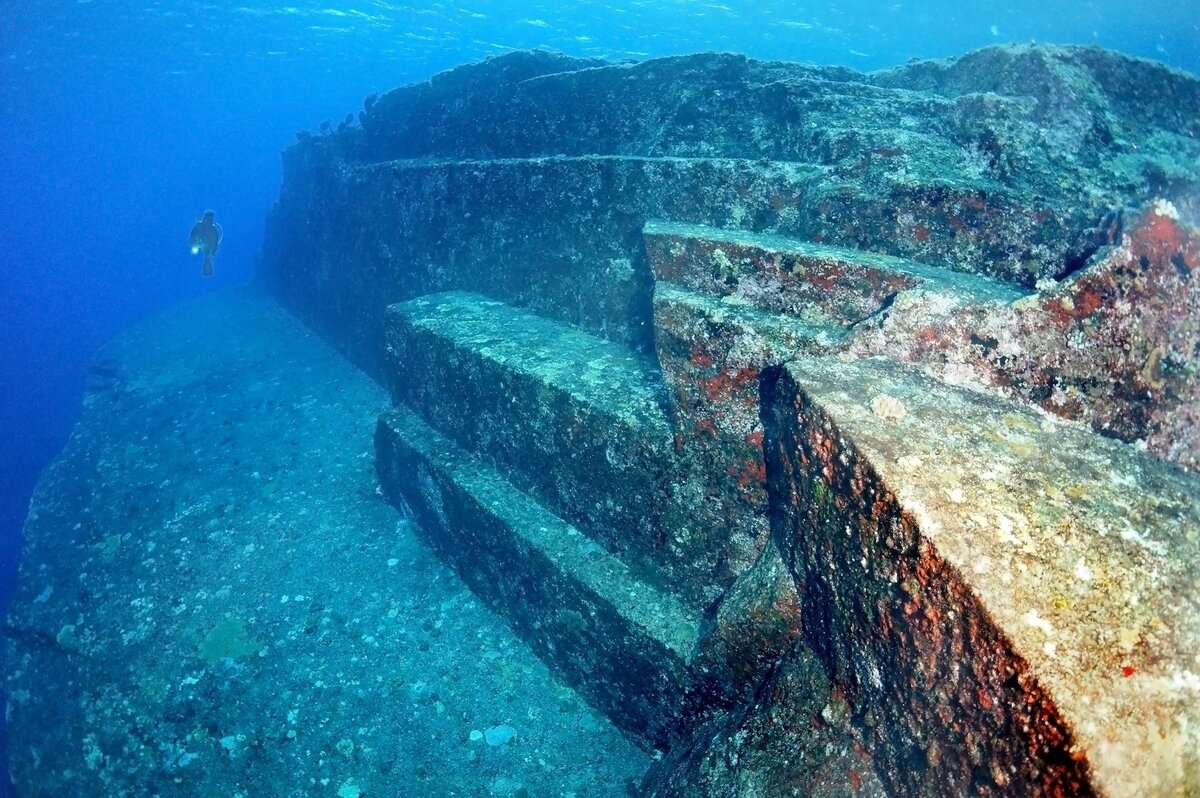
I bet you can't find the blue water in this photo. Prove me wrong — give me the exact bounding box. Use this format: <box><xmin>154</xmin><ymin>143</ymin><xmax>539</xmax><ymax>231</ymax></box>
<box><xmin>0</xmin><ymin>0</ymin><xmax>1197</xmax><ymax>791</ymax></box>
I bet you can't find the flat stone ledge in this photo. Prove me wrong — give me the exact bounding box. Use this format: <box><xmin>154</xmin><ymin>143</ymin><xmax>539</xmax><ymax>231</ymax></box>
<box><xmin>387</xmin><ymin>290</ymin><xmax>672</xmax><ymax>432</ymax></box>
<box><xmin>644</xmin><ymin>219</ymin><xmax>1025</xmax><ymax>329</ymax></box>
<box><xmin>848</xmin><ymin>206</ymin><xmax>1200</xmax><ymax>471</ymax></box>
<box><xmin>385</xmin><ymin>291</ymin><xmax>706</xmax><ymax>601</ymax></box>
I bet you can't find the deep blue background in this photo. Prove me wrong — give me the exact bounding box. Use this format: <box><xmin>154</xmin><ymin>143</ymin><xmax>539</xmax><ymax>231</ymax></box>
<box><xmin>1</xmin><ymin>1</ymin><xmax>1197</xmax><ymax>789</ymax></box>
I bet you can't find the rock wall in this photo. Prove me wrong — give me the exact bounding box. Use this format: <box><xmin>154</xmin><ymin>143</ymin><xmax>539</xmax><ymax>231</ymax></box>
<box><xmin>260</xmin><ymin>45</ymin><xmax>1200</xmax><ymax>375</ymax></box>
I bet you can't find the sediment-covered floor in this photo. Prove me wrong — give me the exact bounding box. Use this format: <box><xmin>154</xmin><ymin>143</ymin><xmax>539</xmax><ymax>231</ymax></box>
<box><xmin>4</xmin><ymin>290</ymin><xmax>646</xmax><ymax>797</ymax></box>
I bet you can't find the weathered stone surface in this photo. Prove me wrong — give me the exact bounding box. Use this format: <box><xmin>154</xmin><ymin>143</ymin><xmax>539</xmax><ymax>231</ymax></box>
<box><xmin>642</xmin><ymin>213</ymin><xmax>1200</xmax><ymax>795</ymax></box>
<box><xmin>384</xmin><ymin>291</ymin><xmax>699</xmax><ymax>600</ymax></box>
<box><xmin>645</xmin><ymin>210</ymin><xmax>1200</xmax><ymax>477</ymax></box>
<box><xmin>354</xmin><ymin>47</ymin><xmax>1200</xmax><ymax>258</ymax></box>
<box><xmin>644</xmin><ymin>222</ymin><xmax>1022</xmax><ymax>587</ymax></box>
<box><xmin>761</xmin><ymin>356</ymin><xmax>1200</xmax><ymax>798</ymax></box>
<box><xmin>685</xmin><ymin>539</ymin><xmax>802</xmax><ymax>713</ymax></box>
<box><xmin>650</xmin><ymin>281</ymin><xmax>837</xmax><ymax>588</ymax></box>
<box><xmin>263</xmin><ymin>45</ymin><xmax>1200</xmax><ymax>380</ymax></box>
<box><xmin>263</xmin><ymin>154</ymin><xmax>823</xmax><ymax>371</ymax></box>
<box><xmin>643</xmin><ymin>645</ymin><xmax>886</xmax><ymax>798</ymax></box>
<box><xmin>645</xmin><ymin>220</ymin><xmax>1023</xmax><ymax>327</ymax></box>
<box><xmin>376</xmin><ymin>405</ymin><xmax>700</xmax><ymax>747</ymax></box>
<box><xmin>848</xmin><ymin>204</ymin><xmax>1200</xmax><ymax>470</ymax></box>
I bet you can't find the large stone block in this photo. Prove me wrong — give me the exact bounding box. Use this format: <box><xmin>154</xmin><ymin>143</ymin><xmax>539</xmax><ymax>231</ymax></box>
<box><xmin>642</xmin><ymin>644</ymin><xmax>886</xmax><ymax>798</ymax></box>
<box><xmin>383</xmin><ymin>291</ymin><xmax>719</xmax><ymax>602</ymax></box>
<box><xmin>761</xmin><ymin>355</ymin><xmax>1200</xmax><ymax>797</ymax></box>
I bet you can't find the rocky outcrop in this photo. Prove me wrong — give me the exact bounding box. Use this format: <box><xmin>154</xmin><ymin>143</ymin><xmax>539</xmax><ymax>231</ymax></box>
<box><xmin>347</xmin><ymin>45</ymin><xmax>1200</xmax><ymax>797</ymax></box>
<box><xmin>262</xmin><ymin>45</ymin><xmax>1200</xmax><ymax>374</ymax></box>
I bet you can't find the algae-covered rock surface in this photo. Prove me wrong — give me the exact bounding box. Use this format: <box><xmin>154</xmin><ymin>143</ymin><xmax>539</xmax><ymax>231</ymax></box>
<box><xmin>4</xmin><ymin>291</ymin><xmax>647</xmax><ymax>796</ymax></box>
<box><xmin>264</xmin><ymin>44</ymin><xmax>1200</xmax><ymax>377</ymax></box>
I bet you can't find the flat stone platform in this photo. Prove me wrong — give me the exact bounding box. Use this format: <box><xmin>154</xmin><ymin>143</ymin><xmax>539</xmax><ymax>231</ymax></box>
<box><xmin>3</xmin><ymin>290</ymin><xmax>647</xmax><ymax>797</ymax></box>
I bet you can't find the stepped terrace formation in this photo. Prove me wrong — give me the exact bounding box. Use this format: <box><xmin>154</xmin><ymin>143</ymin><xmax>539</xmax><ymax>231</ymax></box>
<box><xmin>8</xmin><ymin>45</ymin><xmax>1200</xmax><ymax>796</ymax></box>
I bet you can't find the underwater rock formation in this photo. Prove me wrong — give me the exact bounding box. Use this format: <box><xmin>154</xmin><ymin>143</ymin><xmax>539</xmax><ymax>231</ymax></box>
<box><xmin>263</xmin><ymin>44</ymin><xmax>1200</xmax><ymax>373</ymax></box>
<box><xmin>9</xmin><ymin>44</ymin><xmax>1200</xmax><ymax>797</ymax></box>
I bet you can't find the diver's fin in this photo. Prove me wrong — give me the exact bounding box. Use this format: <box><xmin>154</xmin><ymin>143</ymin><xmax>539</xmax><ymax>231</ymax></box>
<box><xmin>203</xmin><ymin>256</ymin><xmax>214</xmax><ymax>277</ymax></box>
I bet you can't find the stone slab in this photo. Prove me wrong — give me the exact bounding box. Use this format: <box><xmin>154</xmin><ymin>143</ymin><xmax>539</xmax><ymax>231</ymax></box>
<box><xmin>263</xmin><ymin>154</ymin><xmax>828</xmax><ymax>374</ymax></box>
<box><xmin>762</xmin><ymin>354</ymin><xmax>1200</xmax><ymax>797</ymax></box>
<box><xmin>385</xmin><ymin>291</ymin><xmax>710</xmax><ymax>602</ymax></box>
<box><xmin>645</xmin><ymin>220</ymin><xmax>1024</xmax><ymax>329</ymax></box>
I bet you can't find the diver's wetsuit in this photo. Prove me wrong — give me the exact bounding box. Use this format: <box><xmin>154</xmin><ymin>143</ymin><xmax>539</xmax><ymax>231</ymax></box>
<box><xmin>188</xmin><ymin>211</ymin><xmax>223</xmax><ymax>277</ymax></box>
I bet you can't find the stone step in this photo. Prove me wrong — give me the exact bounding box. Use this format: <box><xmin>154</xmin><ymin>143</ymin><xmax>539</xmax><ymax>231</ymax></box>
<box><xmin>643</xmin><ymin>220</ymin><xmax>1023</xmax><ymax>589</ymax></box>
<box><xmin>644</xmin><ymin>219</ymin><xmax>1023</xmax><ymax>329</ymax></box>
<box><xmin>645</xmin><ymin>210</ymin><xmax>1200</xmax><ymax>474</ymax></box>
<box><xmin>843</xmin><ymin>206</ymin><xmax>1200</xmax><ymax>471</ymax></box>
<box><xmin>384</xmin><ymin>290</ymin><xmax>712</xmax><ymax>603</ymax></box>
<box><xmin>761</xmin><ymin>354</ymin><xmax>1200</xmax><ymax>798</ymax></box>
<box><xmin>375</xmin><ymin>406</ymin><xmax>703</xmax><ymax>746</ymax></box>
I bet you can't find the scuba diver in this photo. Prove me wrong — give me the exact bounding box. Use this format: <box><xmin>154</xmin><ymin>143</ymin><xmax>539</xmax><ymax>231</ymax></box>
<box><xmin>188</xmin><ymin>210</ymin><xmax>223</xmax><ymax>277</ymax></box>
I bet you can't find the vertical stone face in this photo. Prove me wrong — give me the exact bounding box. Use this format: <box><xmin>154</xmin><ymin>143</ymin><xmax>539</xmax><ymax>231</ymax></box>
<box><xmin>645</xmin><ymin>221</ymin><xmax>927</xmax><ymax>327</ymax></box>
<box><xmin>651</xmin><ymin>287</ymin><xmax>773</xmax><ymax>587</ymax></box>
<box><xmin>760</xmin><ymin>367</ymin><xmax>1087</xmax><ymax>797</ymax></box>
<box><xmin>641</xmin><ymin>212</ymin><xmax>1200</xmax><ymax>795</ymax></box>
<box><xmin>642</xmin><ymin>644</ymin><xmax>887</xmax><ymax>798</ymax></box>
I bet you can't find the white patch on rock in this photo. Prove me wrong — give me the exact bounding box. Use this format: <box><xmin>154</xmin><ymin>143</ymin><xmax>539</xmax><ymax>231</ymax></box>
<box><xmin>1151</xmin><ymin>198</ymin><xmax>1180</xmax><ymax>220</ymax></box>
<box><xmin>1023</xmin><ymin>610</ymin><xmax>1054</xmax><ymax>637</ymax></box>
<box><xmin>1074</xmin><ymin>559</ymin><xmax>1094</xmax><ymax>582</ymax></box>
<box><xmin>417</xmin><ymin>464</ymin><xmax>448</xmax><ymax>529</ymax></box>
<box><xmin>870</xmin><ymin>394</ymin><xmax>907</xmax><ymax>422</ymax></box>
